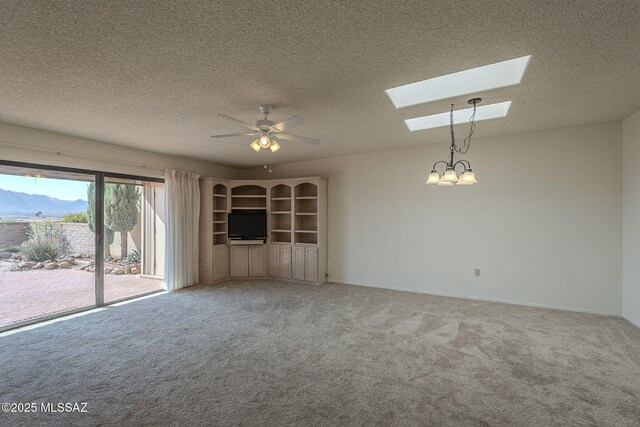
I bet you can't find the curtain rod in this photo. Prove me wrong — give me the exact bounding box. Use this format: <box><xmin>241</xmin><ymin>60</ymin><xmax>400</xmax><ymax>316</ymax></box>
<box><xmin>0</xmin><ymin>139</ymin><xmax>166</xmax><ymax>174</ymax></box>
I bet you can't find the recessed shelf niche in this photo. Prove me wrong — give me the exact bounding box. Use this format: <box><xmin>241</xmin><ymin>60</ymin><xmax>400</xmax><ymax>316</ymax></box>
<box><xmin>213</xmin><ymin>184</ymin><xmax>228</xmax><ymax>245</ymax></box>
<box><xmin>231</xmin><ymin>185</ymin><xmax>267</xmax><ymax>210</ymax></box>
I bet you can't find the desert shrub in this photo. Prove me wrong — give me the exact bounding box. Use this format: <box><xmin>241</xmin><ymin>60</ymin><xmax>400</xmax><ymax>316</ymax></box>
<box><xmin>20</xmin><ymin>221</ymin><xmax>63</xmax><ymax>262</ymax></box>
<box><xmin>122</xmin><ymin>249</ymin><xmax>140</xmax><ymax>264</ymax></box>
<box><xmin>63</xmin><ymin>212</ymin><xmax>88</xmax><ymax>223</ymax></box>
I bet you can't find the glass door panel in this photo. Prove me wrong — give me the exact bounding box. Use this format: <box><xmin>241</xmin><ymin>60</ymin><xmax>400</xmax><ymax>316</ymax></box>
<box><xmin>0</xmin><ymin>164</ymin><xmax>96</xmax><ymax>329</ymax></box>
<box><xmin>103</xmin><ymin>177</ymin><xmax>163</xmax><ymax>303</ymax></box>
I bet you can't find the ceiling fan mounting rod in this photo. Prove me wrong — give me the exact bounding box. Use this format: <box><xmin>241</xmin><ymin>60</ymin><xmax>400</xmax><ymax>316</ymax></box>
<box><xmin>259</xmin><ymin>104</ymin><xmax>272</xmax><ymax>118</ymax></box>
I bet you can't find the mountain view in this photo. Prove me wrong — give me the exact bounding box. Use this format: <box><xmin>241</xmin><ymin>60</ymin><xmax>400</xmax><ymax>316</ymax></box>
<box><xmin>0</xmin><ymin>188</ymin><xmax>88</xmax><ymax>219</ymax></box>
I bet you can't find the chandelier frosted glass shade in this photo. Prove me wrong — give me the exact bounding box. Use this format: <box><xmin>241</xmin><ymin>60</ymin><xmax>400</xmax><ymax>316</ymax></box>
<box><xmin>457</xmin><ymin>170</ymin><xmax>477</xmax><ymax>185</ymax></box>
<box><xmin>426</xmin><ymin>171</ymin><xmax>441</xmax><ymax>184</ymax></box>
<box><xmin>270</xmin><ymin>140</ymin><xmax>281</xmax><ymax>152</ymax></box>
<box><xmin>441</xmin><ymin>169</ymin><xmax>459</xmax><ymax>183</ymax></box>
<box><xmin>250</xmin><ymin>139</ymin><xmax>261</xmax><ymax>152</ymax></box>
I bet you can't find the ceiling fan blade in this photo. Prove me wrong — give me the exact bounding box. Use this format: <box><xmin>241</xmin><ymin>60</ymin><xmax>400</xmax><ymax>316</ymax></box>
<box><xmin>217</xmin><ymin>114</ymin><xmax>256</xmax><ymax>130</ymax></box>
<box><xmin>276</xmin><ymin>133</ymin><xmax>320</xmax><ymax>145</ymax></box>
<box><xmin>210</xmin><ymin>132</ymin><xmax>258</xmax><ymax>138</ymax></box>
<box><xmin>270</xmin><ymin>116</ymin><xmax>305</xmax><ymax>132</ymax></box>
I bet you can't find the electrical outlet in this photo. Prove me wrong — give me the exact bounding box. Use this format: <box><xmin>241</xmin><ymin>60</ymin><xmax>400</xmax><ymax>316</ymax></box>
<box><xmin>474</xmin><ymin>268</ymin><xmax>481</xmax><ymax>277</ymax></box>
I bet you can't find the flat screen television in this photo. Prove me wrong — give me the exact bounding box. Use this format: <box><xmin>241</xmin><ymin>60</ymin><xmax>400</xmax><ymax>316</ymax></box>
<box><xmin>228</xmin><ymin>211</ymin><xmax>267</xmax><ymax>240</ymax></box>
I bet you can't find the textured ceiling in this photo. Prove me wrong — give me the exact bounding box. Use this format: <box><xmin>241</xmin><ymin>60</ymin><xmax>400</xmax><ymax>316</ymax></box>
<box><xmin>1</xmin><ymin>0</ymin><xmax>639</xmax><ymax>167</ymax></box>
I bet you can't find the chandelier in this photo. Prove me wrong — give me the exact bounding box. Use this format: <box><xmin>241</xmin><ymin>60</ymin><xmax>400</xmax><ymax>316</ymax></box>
<box><xmin>426</xmin><ymin>98</ymin><xmax>480</xmax><ymax>186</ymax></box>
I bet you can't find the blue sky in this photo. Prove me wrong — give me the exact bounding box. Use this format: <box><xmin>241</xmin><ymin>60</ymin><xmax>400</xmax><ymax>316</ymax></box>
<box><xmin>0</xmin><ymin>174</ymin><xmax>90</xmax><ymax>201</ymax></box>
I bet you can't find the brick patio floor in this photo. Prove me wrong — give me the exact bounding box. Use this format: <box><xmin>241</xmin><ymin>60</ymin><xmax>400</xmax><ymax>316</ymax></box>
<box><xmin>0</xmin><ymin>261</ymin><xmax>163</xmax><ymax>329</ymax></box>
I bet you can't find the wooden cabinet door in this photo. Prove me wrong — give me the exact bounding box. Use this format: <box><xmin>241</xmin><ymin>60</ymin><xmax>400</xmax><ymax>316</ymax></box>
<box><xmin>293</xmin><ymin>246</ymin><xmax>305</xmax><ymax>281</ymax></box>
<box><xmin>249</xmin><ymin>245</ymin><xmax>266</xmax><ymax>277</ymax></box>
<box><xmin>280</xmin><ymin>245</ymin><xmax>292</xmax><ymax>279</ymax></box>
<box><xmin>213</xmin><ymin>245</ymin><xmax>229</xmax><ymax>281</ymax></box>
<box><xmin>305</xmin><ymin>247</ymin><xmax>318</xmax><ymax>282</ymax></box>
<box><xmin>230</xmin><ymin>246</ymin><xmax>249</xmax><ymax>277</ymax></box>
<box><xmin>269</xmin><ymin>245</ymin><xmax>280</xmax><ymax>277</ymax></box>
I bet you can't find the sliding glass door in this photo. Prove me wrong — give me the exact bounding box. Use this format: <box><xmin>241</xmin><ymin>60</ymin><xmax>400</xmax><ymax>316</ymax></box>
<box><xmin>0</xmin><ymin>161</ymin><xmax>164</xmax><ymax>331</ymax></box>
<box><xmin>0</xmin><ymin>164</ymin><xmax>96</xmax><ymax>329</ymax></box>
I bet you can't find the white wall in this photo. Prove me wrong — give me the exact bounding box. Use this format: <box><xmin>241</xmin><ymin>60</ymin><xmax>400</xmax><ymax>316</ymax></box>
<box><xmin>244</xmin><ymin>122</ymin><xmax>623</xmax><ymax>314</ymax></box>
<box><xmin>0</xmin><ymin>122</ymin><xmax>241</xmax><ymax>179</ymax></box>
<box><xmin>623</xmin><ymin>110</ymin><xmax>640</xmax><ymax>327</ymax></box>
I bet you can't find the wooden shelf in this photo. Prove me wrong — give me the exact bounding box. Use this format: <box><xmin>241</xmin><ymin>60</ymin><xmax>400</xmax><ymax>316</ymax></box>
<box><xmin>232</xmin><ymin>207</ymin><xmax>267</xmax><ymax>210</ymax></box>
<box><xmin>213</xmin><ymin>194</ymin><xmax>226</xmax><ymax>197</ymax></box>
<box><xmin>295</xmin><ymin>230</ymin><xmax>317</xmax><ymax>233</ymax></box>
<box><xmin>271</xmin><ymin>241</ymin><xmax>291</xmax><ymax>244</ymax></box>
<box><xmin>213</xmin><ymin>210</ymin><xmax>228</xmax><ymax>213</ymax></box>
<box><xmin>232</xmin><ymin>195</ymin><xmax>267</xmax><ymax>198</ymax></box>
<box><xmin>295</xmin><ymin>213</ymin><xmax>317</xmax><ymax>216</ymax></box>
<box><xmin>230</xmin><ymin>239</ymin><xmax>266</xmax><ymax>245</ymax></box>
<box><xmin>213</xmin><ymin>231</ymin><xmax>227</xmax><ymax>235</ymax></box>
<box><xmin>272</xmin><ymin>211</ymin><xmax>291</xmax><ymax>214</ymax></box>
<box><xmin>271</xmin><ymin>197</ymin><xmax>292</xmax><ymax>201</ymax></box>
<box><xmin>295</xmin><ymin>196</ymin><xmax>318</xmax><ymax>200</ymax></box>
<box><xmin>271</xmin><ymin>229</ymin><xmax>291</xmax><ymax>233</ymax></box>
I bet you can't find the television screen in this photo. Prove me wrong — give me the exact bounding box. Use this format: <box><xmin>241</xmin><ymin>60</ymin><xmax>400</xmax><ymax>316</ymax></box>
<box><xmin>228</xmin><ymin>211</ymin><xmax>267</xmax><ymax>239</ymax></box>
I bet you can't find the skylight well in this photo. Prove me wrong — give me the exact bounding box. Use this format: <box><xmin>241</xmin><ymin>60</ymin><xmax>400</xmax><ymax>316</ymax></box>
<box><xmin>385</xmin><ymin>55</ymin><xmax>531</xmax><ymax>109</ymax></box>
<box><xmin>405</xmin><ymin>101</ymin><xmax>512</xmax><ymax>131</ymax></box>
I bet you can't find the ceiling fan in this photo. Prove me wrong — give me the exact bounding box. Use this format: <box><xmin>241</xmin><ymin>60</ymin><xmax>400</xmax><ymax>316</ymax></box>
<box><xmin>210</xmin><ymin>104</ymin><xmax>320</xmax><ymax>152</ymax></box>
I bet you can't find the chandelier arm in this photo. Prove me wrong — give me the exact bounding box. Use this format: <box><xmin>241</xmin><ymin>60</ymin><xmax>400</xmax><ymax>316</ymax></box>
<box><xmin>432</xmin><ymin>160</ymin><xmax>449</xmax><ymax>171</ymax></box>
<box><xmin>452</xmin><ymin>160</ymin><xmax>470</xmax><ymax>173</ymax></box>
<box><xmin>453</xmin><ymin>160</ymin><xmax>471</xmax><ymax>170</ymax></box>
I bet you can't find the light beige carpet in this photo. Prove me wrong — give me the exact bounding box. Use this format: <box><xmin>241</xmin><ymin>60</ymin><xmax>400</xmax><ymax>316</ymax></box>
<box><xmin>1</xmin><ymin>280</ymin><xmax>639</xmax><ymax>426</ymax></box>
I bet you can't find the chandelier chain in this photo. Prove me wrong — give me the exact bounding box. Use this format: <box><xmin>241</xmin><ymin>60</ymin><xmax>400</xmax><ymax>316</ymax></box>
<box><xmin>453</xmin><ymin>100</ymin><xmax>477</xmax><ymax>155</ymax></box>
<box><xmin>449</xmin><ymin>104</ymin><xmax>456</xmax><ymax>151</ymax></box>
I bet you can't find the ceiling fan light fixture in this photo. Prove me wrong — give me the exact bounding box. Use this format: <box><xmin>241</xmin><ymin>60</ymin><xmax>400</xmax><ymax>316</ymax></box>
<box><xmin>250</xmin><ymin>139</ymin><xmax>261</xmax><ymax>152</ymax></box>
<box><xmin>269</xmin><ymin>141</ymin><xmax>281</xmax><ymax>152</ymax></box>
<box><xmin>259</xmin><ymin>135</ymin><xmax>271</xmax><ymax>148</ymax></box>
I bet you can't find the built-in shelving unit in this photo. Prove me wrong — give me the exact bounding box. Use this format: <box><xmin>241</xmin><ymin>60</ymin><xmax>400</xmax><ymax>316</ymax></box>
<box><xmin>270</xmin><ymin>184</ymin><xmax>292</xmax><ymax>244</ymax></box>
<box><xmin>294</xmin><ymin>183</ymin><xmax>318</xmax><ymax>245</ymax></box>
<box><xmin>201</xmin><ymin>177</ymin><xmax>327</xmax><ymax>285</ymax></box>
<box><xmin>213</xmin><ymin>184</ymin><xmax>228</xmax><ymax>245</ymax></box>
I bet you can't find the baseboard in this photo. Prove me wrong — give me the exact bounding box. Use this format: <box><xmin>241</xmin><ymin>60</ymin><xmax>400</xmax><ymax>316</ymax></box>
<box><xmin>331</xmin><ymin>279</ymin><xmax>622</xmax><ymax>317</ymax></box>
<box><xmin>622</xmin><ymin>314</ymin><xmax>640</xmax><ymax>329</ymax></box>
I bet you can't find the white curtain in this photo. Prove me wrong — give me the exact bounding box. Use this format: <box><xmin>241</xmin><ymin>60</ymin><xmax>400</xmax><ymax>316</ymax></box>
<box><xmin>164</xmin><ymin>169</ymin><xmax>200</xmax><ymax>291</ymax></box>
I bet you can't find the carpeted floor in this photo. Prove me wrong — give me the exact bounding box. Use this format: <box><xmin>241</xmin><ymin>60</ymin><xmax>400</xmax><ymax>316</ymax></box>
<box><xmin>1</xmin><ymin>280</ymin><xmax>639</xmax><ymax>426</ymax></box>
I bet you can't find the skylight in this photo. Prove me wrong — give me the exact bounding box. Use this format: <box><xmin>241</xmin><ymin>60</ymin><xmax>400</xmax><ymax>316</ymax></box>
<box><xmin>385</xmin><ymin>55</ymin><xmax>531</xmax><ymax>108</ymax></box>
<box><xmin>405</xmin><ymin>101</ymin><xmax>512</xmax><ymax>132</ymax></box>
